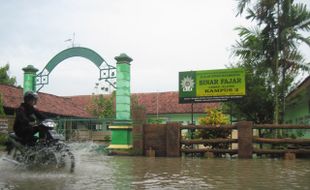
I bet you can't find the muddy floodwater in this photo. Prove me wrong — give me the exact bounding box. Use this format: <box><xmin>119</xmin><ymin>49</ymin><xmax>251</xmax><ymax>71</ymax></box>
<box><xmin>0</xmin><ymin>143</ymin><xmax>310</xmax><ymax>190</ymax></box>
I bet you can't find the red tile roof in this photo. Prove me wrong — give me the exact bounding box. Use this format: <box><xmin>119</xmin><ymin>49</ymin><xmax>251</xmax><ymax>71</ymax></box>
<box><xmin>131</xmin><ymin>92</ymin><xmax>218</xmax><ymax>114</ymax></box>
<box><xmin>67</xmin><ymin>95</ymin><xmax>94</xmax><ymax>110</ymax></box>
<box><xmin>68</xmin><ymin>92</ymin><xmax>219</xmax><ymax>115</ymax></box>
<box><xmin>1</xmin><ymin>84</ymin><xmax>219</xmax><ymax>117</ymax></box>
<box><xmin>0</xmin><ymin>84</ymin><xmax>92</xmax><ymax>118</ymax></box>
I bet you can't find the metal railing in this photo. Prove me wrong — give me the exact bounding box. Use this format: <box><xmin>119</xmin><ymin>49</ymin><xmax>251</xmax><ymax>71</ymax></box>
<box><xmin>55</xmin><ymin>118</ymin><xmax>113</xmax><ymax>141</ymax></box>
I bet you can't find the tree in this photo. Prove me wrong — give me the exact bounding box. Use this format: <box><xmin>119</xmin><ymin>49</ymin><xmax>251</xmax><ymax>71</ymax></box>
<box><xmin>0</xmin><ymin>64</ymin><xmax>16</xmax><ymax>86</ymax></box>
<box><xmin>228</xmin><ymin>26</ymin><xmax>275</xmax><ymax>123</ymax></box>
<box><xmin>87</xmin><ymin>92</ymin><xmax>115</xmax><ymax>119</ymax></box>
<box><xmin>0</xmin><ymin>63</ymin><xmax>15</xmax><ymax>116</ymax></box>
<box><xmin>234</xmin><ymin>0</ymin><xmax>310</xmax><ymax>124</ymax></box>
<box><xmin>131</xmin><ymin>95</ymin><xmax>147</xmax><ymax>125</ymax></box>
<box><xmin>0</xmin><ymin>94</ymin><xmax>5</xmax><ymax>116</ymax></box>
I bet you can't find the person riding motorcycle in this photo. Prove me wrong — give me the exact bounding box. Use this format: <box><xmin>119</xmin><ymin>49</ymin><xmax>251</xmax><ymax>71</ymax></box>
<box><xmin>13</xmin><ymin>91</ymin><xmax>47</xmax><ymax>145</ymax></box>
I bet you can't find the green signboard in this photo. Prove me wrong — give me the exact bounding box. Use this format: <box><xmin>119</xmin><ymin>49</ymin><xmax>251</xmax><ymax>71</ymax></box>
<box><xmin>179</xmin><ymin>68</ymin><xmax>245</xmax><ymax>103</ymax></box>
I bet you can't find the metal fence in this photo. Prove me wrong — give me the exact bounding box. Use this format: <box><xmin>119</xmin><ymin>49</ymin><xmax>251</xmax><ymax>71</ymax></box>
<box><xmin>55</xmin><ymin>118</ymin><xmax>113</xmax><ymax>142</ymax></box>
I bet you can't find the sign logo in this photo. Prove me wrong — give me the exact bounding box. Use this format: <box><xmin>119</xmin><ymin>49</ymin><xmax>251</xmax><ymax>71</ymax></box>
<box><xmin>181</xmin><ymin>76</ymin><xmax>195</xmax><ymax>92</ymax></box>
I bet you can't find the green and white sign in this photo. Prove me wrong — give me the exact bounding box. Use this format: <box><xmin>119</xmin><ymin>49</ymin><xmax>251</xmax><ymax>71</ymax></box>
<box><xmin>179</xmin><ymin>68</ymin><xmax>245</xmax><ymax>103</ymax></box>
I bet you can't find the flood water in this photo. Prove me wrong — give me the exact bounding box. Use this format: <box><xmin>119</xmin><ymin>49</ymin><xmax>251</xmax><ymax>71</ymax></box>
<box><xmin>1</xmin><ymin>142</ymin><xmax>310</xmax><ymax>190</ymax></box>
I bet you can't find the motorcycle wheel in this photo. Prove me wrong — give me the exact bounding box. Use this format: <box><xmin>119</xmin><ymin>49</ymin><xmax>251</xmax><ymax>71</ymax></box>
<box><xmin>33</xmin><ymin>149</ymin><xmax>58</xmax><ymax>168</ymax></box>
<box><xmin>7</xmin><ymin>146</ymin><xmax>24</xmax><ymax>164</ymax></box>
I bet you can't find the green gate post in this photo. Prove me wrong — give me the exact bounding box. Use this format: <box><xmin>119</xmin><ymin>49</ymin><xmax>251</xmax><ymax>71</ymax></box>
<box><xmin>23</xmin><ymin>65</ymin><xmax>38</xmax><ymax>94</ymax></box>
<box><xmin>108</xmin><ymin>53</ymin><xmax>133</xmax><ymax>150</ymax></box>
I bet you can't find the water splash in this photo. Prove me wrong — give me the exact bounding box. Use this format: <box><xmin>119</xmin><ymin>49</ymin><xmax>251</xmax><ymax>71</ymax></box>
<box><xmin>0</xmin><ymin>142</ymin><xmax>108</xmax><ymax>175</ymax></box>
<box><xmin>68</xmin><ymin>141</ymin><xmax>110</xmax><ymax>155</ymax></box>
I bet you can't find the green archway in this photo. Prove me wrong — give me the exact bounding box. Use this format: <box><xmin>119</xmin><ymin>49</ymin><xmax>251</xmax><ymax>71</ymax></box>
<box><xmin>22</xmin><ymin>47</ymin><xmax>134</xmax><ymax>150</ymax></box>
<box><xmin>36</xmin><ymin>47</ymin><xmax>116</xmax><ymax>91</ymax></box>
<box><xmin>44</xmin><ymin>47</ymin><xmax>105</xmax><ymax>71</ymax></box>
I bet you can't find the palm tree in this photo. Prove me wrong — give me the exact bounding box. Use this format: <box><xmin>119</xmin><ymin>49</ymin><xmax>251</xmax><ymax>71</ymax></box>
<box><xmin>234</xmin><ymin>0</ymin><xmax>310</xmax><ymax>124</ymax></box>
<box><xmin>230</xmin><ymin>26</ymin><xmax>275</xmax><ymax>124</ymax></box>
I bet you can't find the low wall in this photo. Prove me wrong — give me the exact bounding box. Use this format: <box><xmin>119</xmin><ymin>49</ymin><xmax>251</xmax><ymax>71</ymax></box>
<box><xmin>142</xmin><ymin>123</ymin><xmax>180</xmax><ymax>157</ymax></box>
<box><xmin>0</xmin><ymin>116</ymin><xmax>15</xmax><ymax>133</ymax></box>
<box><xmin>70</xmin><ymin>130</ymin><xmax>111</xmax><ymax>141</ymax></box>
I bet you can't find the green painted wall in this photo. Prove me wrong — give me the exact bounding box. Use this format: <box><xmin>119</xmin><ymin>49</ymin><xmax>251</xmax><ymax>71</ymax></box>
<box><xmin>115</xmin><ymin>62</ymin><xmax>131</xmax><ymax>121</ymax></box>
<box><xmin>147</xmin><ymin>113</ymin><xmax>207</xmax><ymax>125</ymax></box>
<box><xmin>111</xmin><ymin>129</ymin><xmax>132</xmax><ymax>145</ymax></box>
<box><xmin>23</xmin><ymin>65</ymin><xmax>38</xmax><ymax>94</ymax></box>
<box><xmin>285</xmin><ymin>86</ymin><xmax>310</xmax><ymax>138</ymax></box>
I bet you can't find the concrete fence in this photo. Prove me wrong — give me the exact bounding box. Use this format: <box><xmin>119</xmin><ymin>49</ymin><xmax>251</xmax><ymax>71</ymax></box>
<box><xmin>133</xmin><ymin>121</ymin><xmax>310</xmax><ymax>158</ymax></box>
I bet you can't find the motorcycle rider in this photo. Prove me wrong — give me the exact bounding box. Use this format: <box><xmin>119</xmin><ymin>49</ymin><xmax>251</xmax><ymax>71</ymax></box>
<box><xmin>13</xmin><ymin>91</ymin><xmax>46</xmax><ymax>145</ymax></box>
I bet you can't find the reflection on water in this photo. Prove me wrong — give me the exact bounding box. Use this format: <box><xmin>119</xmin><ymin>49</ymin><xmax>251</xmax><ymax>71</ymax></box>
<box><xmin>1</xmin><ymin>142</ymin><xmax>310</xmax><ymax>190</ymax></box>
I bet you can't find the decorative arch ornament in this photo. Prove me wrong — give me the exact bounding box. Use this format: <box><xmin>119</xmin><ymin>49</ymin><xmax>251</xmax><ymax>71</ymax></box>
<box><xmin>36</xmin><ymin>47</ymin><xmax>116</xmax><ymax>91</ymax></box>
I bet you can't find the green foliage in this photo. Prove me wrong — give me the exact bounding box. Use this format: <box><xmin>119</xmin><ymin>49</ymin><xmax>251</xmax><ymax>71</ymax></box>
<box><xmin>198</xmin><ymin>108</ymin><xmax>229</xmax><ymax>126</ymax></box>
<box><xmin>194</xmin><ymin>107</ymin><xmax>230</xmax><ymax>157</ymax></box>
<box><xmin>261</xmin><ymin>129</ymin><xmax>304</xmax><ymax>139</ymax></box>
<box><xmin>88</xmin><ymin>92</ymin><xmax>115</xmax><ymax>119</ymax></box>
<box><xmin>103</xmin><ymin>135</ymin><xmax>111</xmax><ymax>141</ymax></box>
<box><xmin>0</xmin><ymin>64</ymin><xmax>16</xmax><ymax>86</ymax></box>
<box><xmin>131</xmin><ymin>95</ymin><xmax>147</xmax><ymax>125</ymax></box>
<box><xmin>0</xmin><ymin>133</ymin><xmax>7</xmax><ymax>146</ymax></box>
<box><xmin>147</xmin><ymin>118</ymin><xmax>165</xmax><ymax>124</ymax></box>
<box><xmin>223</xmin><ymin>64</ymin><xmax>274</xmax><ymax>124</ymax></box>
<box><xmin>195</xmin><ymin>107</ymin><xmax>230</xmax><ymax>139</ymax></box>
<box><xmin>232</xmin><ymin>0</ymin><xmax>310</xmax><ymax>124</ymax></box>
<box><xmin>0</xmin><ymin>94</ymin><xmax>5</xmax><ymax>116</ymax></box>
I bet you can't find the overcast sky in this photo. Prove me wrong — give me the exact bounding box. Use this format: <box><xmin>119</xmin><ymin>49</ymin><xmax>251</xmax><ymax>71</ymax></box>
<box><xmin>1</xmin><ymin>0</ymin><xmax>309</xmax><ymax>96</ymax></box>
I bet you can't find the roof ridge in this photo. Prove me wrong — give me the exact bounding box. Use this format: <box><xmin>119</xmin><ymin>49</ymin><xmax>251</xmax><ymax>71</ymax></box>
<box><xmin>0</xmin><ymin>84</ymin><xmax>22</xmax><ymax>89</ymax></box>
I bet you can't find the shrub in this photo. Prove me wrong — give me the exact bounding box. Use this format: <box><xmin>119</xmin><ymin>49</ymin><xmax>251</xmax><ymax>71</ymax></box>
<box><xmin>195</xmin><ymin>107</ymin><xmax>230</xmax><ymax>157</ymax></box>
<box><xmin>103</xmin><ymin>135</ymin><xmax>111</xmax><ymax>141</ymax></box>
<box><xmin>0</xmin><ymin>133</ymin><xmax>7</xmax><ymax>146</ymax></box>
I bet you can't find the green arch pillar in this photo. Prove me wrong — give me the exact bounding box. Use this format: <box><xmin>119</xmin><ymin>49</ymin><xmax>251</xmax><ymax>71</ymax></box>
<box><xmin>108</xmin><ymin>53</ymin><xmax>133</xmax><ymax>150</ymax></box>
<box><xmin>23</xmin><ymin>65</ymin><xmax>38</xmax><ymax>94</ymax></box>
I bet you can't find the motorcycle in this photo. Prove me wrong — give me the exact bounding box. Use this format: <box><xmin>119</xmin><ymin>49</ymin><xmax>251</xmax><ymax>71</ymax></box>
<box><xmin>4</xmin><ymin>119</ymin><xmax>75</xmax><ymax>173</ymax></box>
